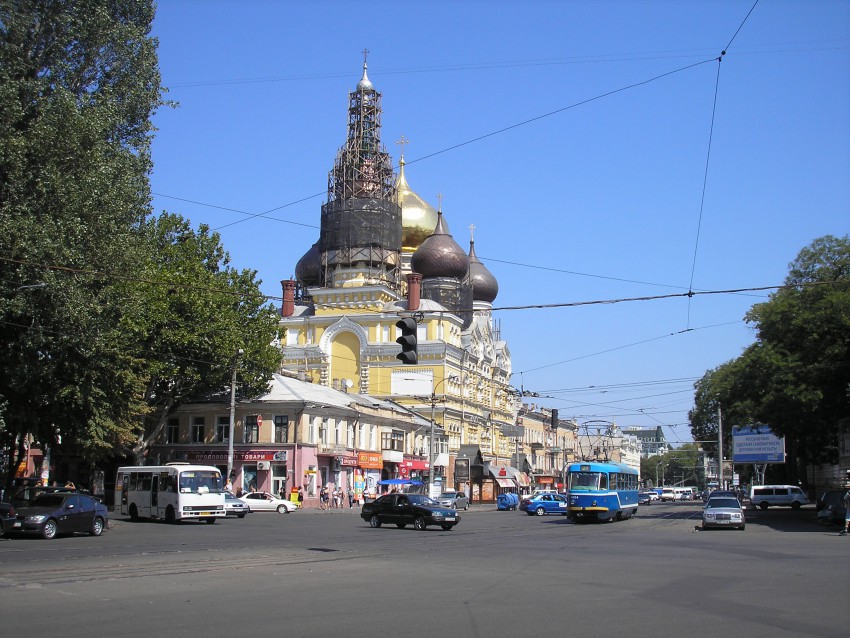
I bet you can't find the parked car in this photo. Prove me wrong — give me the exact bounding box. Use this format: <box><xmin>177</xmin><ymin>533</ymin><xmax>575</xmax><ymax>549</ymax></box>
<box><xmin>239</xmin><ymin>491</ymin><xmax>297</xmax><ymax>513</ymax></box>
<box><xmin>434</xmin><ymin>491</ymin><xmax>469</xmax><ymax>511</ymax></box>
<box><xmin>749</xmin><ymin>485</ymin><xmax>809</xmax><ymax>510</ymax></box>
<box><xmin>224</xmin><ymin>492</ymin><xmax>249</xmax><ymax>518</ymax></box>
<box><xmin>702</xmin><ymin>497</ymin><xmax>746</xmax><ymax>530</ymax></box>
<box><xmin>525</xmin><ymin>489</ymin><xmax>558</xmax><ymax>501</ymax></box>
<box><xmin>1</xmin><ymin>502</ymin><xmax>18</xmax><ymax>537</ymax></box>
<box><xmin>815</xmin><ymin>489</ymin><xmax>848</xmax><ymax>526</ymax></box>
<box><xmin>13</xmin><ymin>492</ymin><xmax>108</xmax><ymax>539</ymax></box>
<box><xmin>520</xmin><ymin>493</ymin><xmax>569</xmax><ymax>516</ymax></box>
<box><xmin>638</xmin><ymin>492</ymin><xmax>653</xmax><ymax>505</ymax></box>
<box><xmin>645</xmin><ymin>491</ymin><xmax>660</xmax><ymax>502</ymax></box>
<box><xmin>361</xmin><ymin>493</ymin><xmax>460</xmax><ymax>531</ymax></box>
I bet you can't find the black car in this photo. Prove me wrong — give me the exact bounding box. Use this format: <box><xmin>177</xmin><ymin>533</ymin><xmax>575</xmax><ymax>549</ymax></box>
<box><xmin>638</xmin><ymin>492</ymin><xmax>653</xmax><ymax>505</ymax></box>
<box><xmin>13</xmin><ymin>492</ymin><xmax>109</xmax><ymax>539</ymax></box>
<box><xmin>1</xmin><ymin>502</ymin><xmax>18</xmax><ymax>537</ymax></box>
<box><xmin>361</xmin><ymin>493</ymin><xmax>460</xmax><ymax>531</ymax></box>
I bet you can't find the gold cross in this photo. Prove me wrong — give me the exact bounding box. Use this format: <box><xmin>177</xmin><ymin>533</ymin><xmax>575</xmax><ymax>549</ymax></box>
<box><xmin>396</xmin><ymin>135</ymin><xmax>409</xmax><ymax>161</ymax></box>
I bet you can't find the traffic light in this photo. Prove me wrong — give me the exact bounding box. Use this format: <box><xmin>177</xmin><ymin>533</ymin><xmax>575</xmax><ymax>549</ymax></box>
<box><xmin>551</xmin><ymin>408</ymin><xmax>559</xmax><ymax>428</ymax></box>
<box><xmin>396</xmin><ymin>317</ymin><xmax>418</xmax><ymax>365</ymax></box>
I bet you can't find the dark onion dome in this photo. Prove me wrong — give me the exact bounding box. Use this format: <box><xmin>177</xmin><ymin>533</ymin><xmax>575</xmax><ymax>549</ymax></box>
<box><xmin>410</xmin><ymin>212</ymin><xmax>469</xmax><ymax>280</ymax></box>
<box><xmin>468</xmin><ymin>238</ymin><xmax>498</xmax><ymax>303</ymax></box>
<box><xmin>295</xmin><ymin>240</ymin><xmax>321</xmax><ymax>286</ymax></box>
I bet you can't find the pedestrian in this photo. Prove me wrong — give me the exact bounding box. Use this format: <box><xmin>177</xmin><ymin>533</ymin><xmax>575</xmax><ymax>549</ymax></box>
<box><xmin>333</xmin><ymin>487</ymin><xmax>342</xmax><ymax>509</ymax></box>
<box><xmin>840</xmin><ymin>483</ymin><xmax>850</xmax><ymax>536</ymax></box>
<box><xmin>348</xmin><ymin>489</ymin><xmax>354</xmax><ymax>508</ymax></box>
<box><xmin>320</xmin><ymin>485</ymin><xmax>329</xmax><ymax>510</ymax></box>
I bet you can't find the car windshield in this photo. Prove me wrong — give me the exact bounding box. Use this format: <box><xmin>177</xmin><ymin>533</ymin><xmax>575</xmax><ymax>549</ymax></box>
<box><xmin>707</xmin><ymin>498</ymin><xmax>740</xmax><ymax>509</ymax></box>
<box><xmin>438</xmin><ymin>493</ymin><xmax>459</xmax><ymax>499</ymax></box>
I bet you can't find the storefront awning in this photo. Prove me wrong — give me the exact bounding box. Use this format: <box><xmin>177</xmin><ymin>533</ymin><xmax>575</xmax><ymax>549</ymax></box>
<box><xmin>495</xmin><ymin>477</ymin><xmax>516</xmax><ymax>489</ymax></box>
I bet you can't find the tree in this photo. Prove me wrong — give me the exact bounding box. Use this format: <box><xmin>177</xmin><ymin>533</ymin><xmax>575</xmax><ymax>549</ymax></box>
<box><xmin>125</xmin><ymin>213</ymin><xmax>281</xmax><ymax>461</ymax></box>
<box><xmin>689</xmin><ymin>235</ymin><xmax>850</xmax><ymax>481</ymax></box>
<box><xmin>0</xmin><ymin>1</ymin><xmax>164</xmax><ymax>489</ymax></box>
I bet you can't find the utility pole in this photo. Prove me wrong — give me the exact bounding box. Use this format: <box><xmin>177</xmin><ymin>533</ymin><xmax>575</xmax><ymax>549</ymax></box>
<box><xmin>227</xmin><ymin>348</ymin><xmax>244</xmax><ymax>488</ymax></box>
<box><xmin>717</xmin><ymin>404</ymin><xmax>724</xmax><ymax>490</ymax></box>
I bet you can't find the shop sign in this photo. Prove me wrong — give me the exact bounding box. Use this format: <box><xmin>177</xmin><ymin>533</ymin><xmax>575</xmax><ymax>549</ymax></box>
<box><xmin>357</xmin><ymin>452</ymin><xmax>383</xmax><ymax>469</ymax></box>
<box><xmin>401</xmin><ymin>459</ymin><xmax>429</xmax><ymax>470</ymax></box>
<box><xmin>340</xmin><ymin>456</ymin><xmax>358</xmax><ymax>467</ymax></box>
<box><xmin>187</xmin><ymin>450</ymin><xmax>286</xmax><ymax>462</ymax></box>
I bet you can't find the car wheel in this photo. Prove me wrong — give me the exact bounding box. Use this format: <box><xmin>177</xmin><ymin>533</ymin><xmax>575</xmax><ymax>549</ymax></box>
<box><xmin>369</xmin><ymin>515</ymin><xmax>382</xmax><ymax>528</ymax></box>
<box><xmin>165</xmin><ymin>505</ymin><xmax>177</xmax><ymax>524</ymax></box>
<box><xmin>205</xmin><ymin>517</ymin><xmax>217</xmax><ymax>524</ymax></box>
<box><xmin>90</xmin><ymin>517</ymin><xmax>104</xmax><ymax>536</ymax></box>
<box><xmin>791</xmin><ymin>501</ymin><xmax>801</xmax><ymax>510</ymax></box>
<box><xmin>441</xmin><ymin>524</ymin><xmax>454</xmax><ymax>531</ymax></box>
<box><xmin>42</xmin><ymin>519</ymin><xmax>58</xmax><ymax>540</ymax></box>
<box><xmin>396</xmin><ymin>523</ymin><xmax>407</xmax><ymax>529</ymax></box>
<box><xmin>464</xmin><ymin>502</ymin><xmax>470</xmax><ymax>511</ymax></box>
<box><xmin>237</xmin><ymin>514</ymin><xmax>246</xmax><ymax>519</ymax></box>
<box><xmin>739</xmin><ymin>524</ymin><xmax>746</xmax><ymax>530</ymax></box>
<box><xmin>759</xmin><ymin>502</ymin><xmax>769</xmax><ymax>510</ymax></box>
<box><xmin>277</xmin><ymin>504</ymin><xmax>288</xmax><ymax>513</ymax></box>
<box><xmin>413</xmin><ymin>516</ymin><xmax>427</xmax><ymax>531</ymax></box>
<box><xmin>129</xmin><ymin>504</ymin><xmax>139</xmax><ymax>522</ymax></box>
<box><xmin>535</xmin><ymin>507</ymin><xmax>545</xmax><ymax>516</ymax></box>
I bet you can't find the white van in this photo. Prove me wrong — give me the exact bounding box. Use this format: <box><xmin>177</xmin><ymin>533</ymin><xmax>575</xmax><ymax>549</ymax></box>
<box><xmin>660</xmin><ymin>487</ymin><xmax>691</xmax><ymax>502</ymax></box>
<box><xmin>749</xmin><ymin>485</ymin><xmax>809</xmax><ymax>510</ymax></box>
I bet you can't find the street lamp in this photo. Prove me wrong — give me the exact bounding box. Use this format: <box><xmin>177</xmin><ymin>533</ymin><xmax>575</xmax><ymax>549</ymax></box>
<box><xmin>429</xmin><ymin>374</ymin><xmax>459</xmax><ymax>498</ymax></box>
<box><xmin>227</xmin><ymin>348</ymin><xmax>244</xmax><ymax>487</ymax></box>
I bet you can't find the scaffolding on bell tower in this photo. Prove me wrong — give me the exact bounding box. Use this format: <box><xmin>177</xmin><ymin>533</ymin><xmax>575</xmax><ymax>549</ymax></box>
<box><xmin>319</xmin><ymin>53</ymin><xmax>403</xmax><ymax>292</ymax></box>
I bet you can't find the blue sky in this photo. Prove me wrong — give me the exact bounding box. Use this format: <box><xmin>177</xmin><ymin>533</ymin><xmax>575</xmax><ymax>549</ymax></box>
<box><xmin>149</xmin><ymin>1</ymin><xmax>849</xmax><ymax>446</ymax></box>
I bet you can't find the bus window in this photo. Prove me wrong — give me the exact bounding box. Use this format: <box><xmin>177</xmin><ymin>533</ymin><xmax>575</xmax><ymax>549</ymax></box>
<box><xmin>138</xmin><ymin>473</ymin><xmax>152</xmax><ymax>492</ymax></box>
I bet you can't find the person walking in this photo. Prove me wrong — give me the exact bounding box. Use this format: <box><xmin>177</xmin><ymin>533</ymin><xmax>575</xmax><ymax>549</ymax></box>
<box><xmin>348</xmin><ymin>489</ymin><xmax>354</xmax><ymax>509</ymax></box>
<box><xmin>320</xmin><ymin>485</ymin><xmax>329</xmax><ymax>510</ymax></box>
<box><xmin>840</xmin><ymin>483</ymin><xmax>850</xmax><ymax>536</ymax></box>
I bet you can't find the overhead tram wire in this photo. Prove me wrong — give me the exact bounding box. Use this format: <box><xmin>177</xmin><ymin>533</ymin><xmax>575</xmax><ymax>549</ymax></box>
<box><xmin>685</xmin><ymin>0</ymin><xmax>760</xmax><ymax>329</ymax></box>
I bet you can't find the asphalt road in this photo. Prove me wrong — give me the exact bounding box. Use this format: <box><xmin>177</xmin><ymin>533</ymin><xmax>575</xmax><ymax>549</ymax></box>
<box><xmin>0</xmin><ymin>501</ymin><xmax>845</xmax><ymax>638</ymax></box>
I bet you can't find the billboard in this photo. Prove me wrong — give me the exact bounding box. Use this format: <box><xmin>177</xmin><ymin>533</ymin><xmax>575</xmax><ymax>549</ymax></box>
<box><xmin>732</xmin><ymin>425</ymin><xmax>785</xmax><ymax>463</ymax></box>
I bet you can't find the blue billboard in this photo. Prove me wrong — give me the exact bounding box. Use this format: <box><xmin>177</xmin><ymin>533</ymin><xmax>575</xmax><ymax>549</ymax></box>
<box><xmin>732</xmin><ymin>425</ymin><xmax>785</xmax><ymax>463</ymax></box>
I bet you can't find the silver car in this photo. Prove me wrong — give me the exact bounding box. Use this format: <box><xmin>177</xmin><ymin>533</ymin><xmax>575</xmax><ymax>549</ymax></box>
<box><xmin>435</xmin><ymin>491</ymin><xmax>469</xmax><ymax>511</ymax></box>
<box><xmin>224</xmin><ymin>492</ymin><xmax>249</xmax><ymax>518</ymax></box>
<box><xmin>702</xmin><ymin>497</ymin><xmax>746</xmax><ymax>530</ymax></box>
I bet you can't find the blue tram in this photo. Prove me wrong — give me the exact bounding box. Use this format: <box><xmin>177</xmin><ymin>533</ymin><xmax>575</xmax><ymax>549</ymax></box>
<box><xmin>566</xmin><ymin>461</ymin><xmax>639</xmax><ymax>522</ymax></box>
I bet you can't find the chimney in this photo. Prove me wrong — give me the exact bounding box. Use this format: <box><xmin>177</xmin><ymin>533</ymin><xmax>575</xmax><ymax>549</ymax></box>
<box><xmin>281</xmin><ymin>279</ymin><xmax>296</xmax><ymax>317</ymax></box>
<box><xmin>406</xmin><ymin>272</ymin><xmax>422</xmax><ymax>312</ymax></box>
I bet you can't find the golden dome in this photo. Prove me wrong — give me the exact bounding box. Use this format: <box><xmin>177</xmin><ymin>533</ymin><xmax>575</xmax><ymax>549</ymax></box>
<box><xmin>395</xmin><ymin>157</ymin><xmax>445</xmax><ymax>252</ymax></box>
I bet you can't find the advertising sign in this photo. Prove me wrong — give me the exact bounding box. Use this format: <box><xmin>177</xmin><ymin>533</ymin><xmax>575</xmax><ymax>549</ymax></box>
<box><xmin>732</xmin><ymin>425</ymin><xmax>785</xmax><ymax>463</ymax></box>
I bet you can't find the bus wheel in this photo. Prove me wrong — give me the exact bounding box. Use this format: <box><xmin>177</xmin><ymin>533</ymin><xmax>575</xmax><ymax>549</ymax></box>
<box><xmin>165</xmin><ymin>506</ymin><xmax>176</xmax><ymax>524</ymax></box>
<box><xmin>205</xmin><ymin>518</ymin><xmax>216</xmax><ymax>524</ymax></box>
<box><xmin>129</xmin><ymin>504</ymin><xmax>139</xmax><ymax>522</ymax></box>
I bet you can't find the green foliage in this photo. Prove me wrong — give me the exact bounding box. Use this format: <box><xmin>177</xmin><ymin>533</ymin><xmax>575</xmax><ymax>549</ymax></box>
<box><xmin>689</xmin><ymin>235</ymin><xmax>850</xmax><ymax>470</ymax></box>
<box><xmin>0</xmin><ymin>1</ymin><xmax>164</xmax><ymax>477</ymax></box>
<box><xmin>126</xmin><ymin>213</ymin><xmax>281</xmax><ymax>455</ymax></box>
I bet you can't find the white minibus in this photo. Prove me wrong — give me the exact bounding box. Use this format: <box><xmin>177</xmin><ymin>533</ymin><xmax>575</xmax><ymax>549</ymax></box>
<box><xmin>115</xmin><ymin>463</ymin><xmax>226</xmax><ymax>523</ymax></box>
